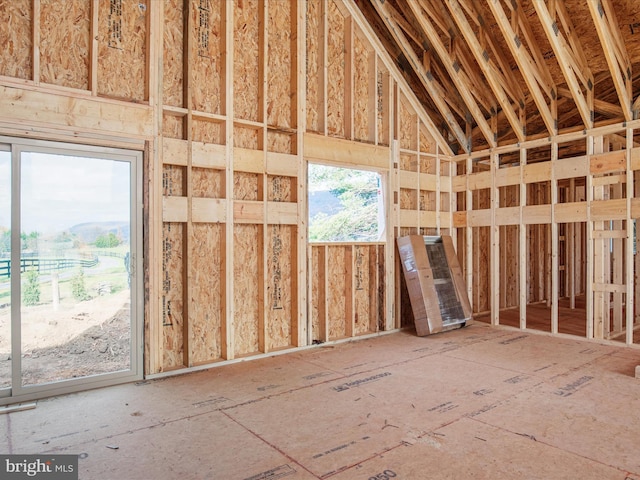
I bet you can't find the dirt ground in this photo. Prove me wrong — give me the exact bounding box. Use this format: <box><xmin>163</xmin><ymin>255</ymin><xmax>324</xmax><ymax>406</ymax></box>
<box><xmin>0</xmin><ymin>290</ymin><xmax>131</xmax><ymax>387</ymax></box>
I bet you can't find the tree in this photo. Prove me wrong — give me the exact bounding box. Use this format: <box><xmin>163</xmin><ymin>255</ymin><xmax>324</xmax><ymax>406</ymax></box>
<box><xmin>308</xmin><ymin>165</ymin><xmax>382</xmax><ymax>242</ymax></box>
<box><xmin>95</xmin><ymin>232</ymin><xmax>121</xmax><ymax>248</ymax></box>
<box><xmin>23</xmin><ymin>269</ymin><xmax>40</xmax><ymax>306</ymax></box>
<box><xmin>21</xmin><ymin>231</ymin><xmax>39</xmax><ymax>251</ymax></box>
<box><xmin>71</xmin><ymin>268</ymin><xmax>90</xmax><ymax>301</ymax></box>
<box><xmin>0</xmin><ymin>228</ymin><xmax>9</xmax><ymax>255</ymax></box>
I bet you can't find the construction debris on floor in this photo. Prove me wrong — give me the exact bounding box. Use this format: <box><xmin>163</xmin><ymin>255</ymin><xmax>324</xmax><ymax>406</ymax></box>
<box><xmin>2</xmin><ymin>324</ymin><xmax>640</xmax><ymax>479</ymax></box>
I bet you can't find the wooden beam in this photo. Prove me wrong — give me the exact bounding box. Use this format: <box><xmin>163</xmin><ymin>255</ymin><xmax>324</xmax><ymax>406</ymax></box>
<box><xmin>532</xmin><ymin>0</ymin><xmax>593</xmax><ymax>129</ymax></box>
<box><xmin>587</xmin><ymin>0</ymin><xmax>633</xmax><ymax>121</ymax></box>
<box><xmin>485</xmin><ymin>0</ymin><xmax>557</xmax><ymax>135</ymax></box>
<box><xmin>407</xmin><ymin>0</ymin><xmax>496</xmax><ymax>148</ymax></box>
<box><xmin>370</xmin><ymin>0</ymin><xmax>470</xmax><ymax>153</ymax></box>
<box><xmin>445</xmin><ymin>0</ymin><xmax>525</xmax><ymax>142</ymax></box>
<box><xmin>557</xmin><ymin>88</ymin><xmax>621</xmax><ymax>118</ymax></box>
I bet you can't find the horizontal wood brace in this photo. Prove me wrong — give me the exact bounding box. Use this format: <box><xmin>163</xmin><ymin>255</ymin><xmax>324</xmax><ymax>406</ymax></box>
<box><xmin>591</xmin><ymin>174</ymin><xmax>626</xmax><ymax>186</ymax></box>
<box><xmin>590</xmin><ymin>150</ymin><xmax>626</xmax><ymax>174</ymax></box>
<box><xmin>592</xmin><ymin>229</ymin><xmax>627</xmax><ymax>239</ymax></box>
<box><xmin>304</xmin><ymin>133</ymin><xmax>389</xmax><ymax>169</ymax></box>
<box><xmin>593</xmin><ymin>283</ymin><xmax>626</xmax><ymax>293</ymax></box>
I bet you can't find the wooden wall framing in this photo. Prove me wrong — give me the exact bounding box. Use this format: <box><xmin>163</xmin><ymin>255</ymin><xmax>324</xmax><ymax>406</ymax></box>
<box><xmin>454</xmin><ymin>125</ymin><xmax>640</xmax><ymax>344</ymax></box>
<box><xmin>1</xmin><ymin>0</ymin><xmax>639</xmax><ymax>380</ymax></box>
<box><xmin>0</xmin><ymin>0</ymin><xmax>448</xmax><ymax>376</ymax></box>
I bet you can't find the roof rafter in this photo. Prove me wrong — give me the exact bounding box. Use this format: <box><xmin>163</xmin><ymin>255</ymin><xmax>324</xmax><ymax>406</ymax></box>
<box><xmin>485</xmin><ymin>0</ymin><xmax>557</xmax><ymax>135</ymax></box>
<box><xmin>407</xmin><ymin>0</ymin><xmax>497</xmax><ymax>147</ymax></box>
<box><xmin>446</xmin><ymin>0</ymin><xmax>525</xmax><ymax>142</ymax></box>
<box><xmin>370</xmin><ymin>0</ymin><xmax>471</xmax><ymax>152</ymax></box>
<box><xmin>586</xmin><ymin>0</ymin><xmax>633</xmax><ymax>121</ymax></box>
<box><xmin>452</xmin><ymin>40</ymin><xmax>496</xmax><ymax>112</ymax></box>
<box><xmin>532</xmin><ymin>0</ymin><xmax>594</xmax><ymax>129</ymax></box>
<box><xmin>556</xmin><ymin>87</ymin><xmax>622</xmax><ymax>119</ymax></box>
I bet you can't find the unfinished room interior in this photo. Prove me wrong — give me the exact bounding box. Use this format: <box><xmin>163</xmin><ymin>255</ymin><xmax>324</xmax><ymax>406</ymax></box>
<box><xmin>2</xmin><ymin>0</ymin><xmax>640</xmax><ymax>478</ymax></box>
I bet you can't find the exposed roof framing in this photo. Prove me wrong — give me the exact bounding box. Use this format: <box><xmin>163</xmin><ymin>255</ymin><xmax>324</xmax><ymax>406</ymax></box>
<box><xmin>445</xmin><ymin>0</ymin><xmax>526</xmax><ymax>142</ymax></box>
<box><xmin>355</xmin><ymin>0</ymin><xmax>640</xmax><ymax>153</ymax></box>
<box><xmin>370</xmin><ymin>0</ymin><xmax>472</xmax><ymax>152</ymax></box>
<box><xmin>533</xmin><ymin>0</ymin><xmax>594</xmax><ymax>129</ymax></box>
<box><xmin>485</xmin><ymin>0</ymin><xmax>557</xmax><ymax>136</ymax></box>
<box><xmin>406</xmin><ymin>0</ymin><xmax>497</xmax><ymax>148</ymax></box>
<box><xmin>587</xmin><ymin>0</ymin><xmax>633</xmax><ymax>121</ymax></box>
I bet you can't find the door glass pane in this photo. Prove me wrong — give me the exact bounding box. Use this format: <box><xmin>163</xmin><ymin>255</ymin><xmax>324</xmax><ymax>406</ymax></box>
<box><xmin>0</xmin><ymin>151</ymin><xmax>10</xmax><ymax>389</ymax></box>
<box><xmin>20</xmin><ymin>152</ymin><xmax>131</xmax><ymax>386</ymax></box>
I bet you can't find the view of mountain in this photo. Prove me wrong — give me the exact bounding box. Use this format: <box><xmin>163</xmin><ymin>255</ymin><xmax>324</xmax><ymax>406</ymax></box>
<box><xmin>69</xmin><ymin>221</ymin><xmax>130</xmax><ymax>244</ymax></box>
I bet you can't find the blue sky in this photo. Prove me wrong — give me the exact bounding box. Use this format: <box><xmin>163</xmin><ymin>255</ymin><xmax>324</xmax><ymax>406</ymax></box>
<box><xmin>0</xmin><ymin>151</ymin><xmax>130</xmax><ymax>235</ymax></box>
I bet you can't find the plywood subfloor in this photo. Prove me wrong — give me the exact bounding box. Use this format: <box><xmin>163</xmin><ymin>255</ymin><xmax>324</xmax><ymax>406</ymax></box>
<box><xmin>2</xmin><ymin>324</ymin><xmax>640</xmax><ymax>479</ymax></box>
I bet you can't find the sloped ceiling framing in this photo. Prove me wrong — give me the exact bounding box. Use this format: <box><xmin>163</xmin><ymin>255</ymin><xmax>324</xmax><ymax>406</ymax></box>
<box><xmin>355</xmin><ymin>0</ymin><xmax>640</xmax><ymax>157</ymax></box>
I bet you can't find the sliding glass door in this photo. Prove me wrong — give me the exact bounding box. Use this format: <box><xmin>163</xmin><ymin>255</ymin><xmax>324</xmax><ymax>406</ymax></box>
<box><xmin>0</xmin><ymin>137</ymin><xmax>142</xmax><ymax>405</ymax></box>
<box><xmin>0</xmin><ymin>147</ymin><xmax>10</xmax><ymax>391</ymax></box>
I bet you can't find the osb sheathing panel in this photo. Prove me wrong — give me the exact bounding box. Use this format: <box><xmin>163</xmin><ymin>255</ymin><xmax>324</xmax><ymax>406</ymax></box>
<box><xmin>400</xmin><ymin>188</ymin><xmax>417</xmax><ymax>210</ymax></box>
<box><xmin>192</xmin><ymin>119</ymin><xmax>223</xmax><ymax>144</ymax></box>
<box><xmin>189</xmin><ymin>223</ymin><xmax>223</xmax><ymax>363</ymax></box>
<box><xmin>267</xmin><ymin>131</ymin><xmax>294</xmax><ymax>155</ymax></box>
<box><xmin>399</xmin><ymin>98</ymin><xmax>417</xmax><ymax>151</ymax></box>
<box><xmin>353</xmin><ymin>245</ymin><xmax>372</xmax><ymax>335</ymax></box>
<box><xmin>163</xmin><ymin>165</ymin><xmax>185</xmax><ymax>196</ymax></box>
<box><xmin>419</xmin><ymin>124</ymin><xmax>435</xmax><ymax>154</ymax></box>
<box><xmin>234</xmin><ymin>0</ymin><xmax>260</xmax><ymax>122</ymax></box>
<box><xmin>162</xmin><ymin>222</ymin><xmax>185</xmax><ymax>370</ymax></box>
<box><xmin>267</xmin><ymin>175</ymin><xmax>293</xmax><ymax>202</ymax></box>
<box><xmin>98</xmin><ymin>0</ymin><xmax>147</xmax><ymax>101</ymax></box>
<box><xmin>400</xmin><ymin>152</ymin><xmax>417</xmax><ymax>172</ymax></box>
<box><xmin>310</xmin><ymin>246</ymin><xmax>321</xmax><ymax>342</ymax></box>
<box><xmin>420</xmin><ymin>154</ymin><xmax>436</xmax><ymax>174</ymax></box>
<box><xmin>267</xmin><ymin>0</ymin><xmax>292</xmax><ymax>129</ymax></box>
<box><xmin>234</xmin><ymin>172</ymin><xmax>260</xmax><ymax>200</ymax></box>
<box><xmin>353</xmin><ymin>33</ymin><xmax>371</xmax><ymax>142</ymax></box>
<box><xmin>162</xmin><ymin>113</ymin><xmax>184</xmax><ymax>139</ymax></box>
<box><xmin>327</xmin><ymin>246</ymin><xmax>347</xmax><ymax>339</ymax></box>
<box><xmin>326</xmin><ymin>0</ymin><xmax>345</xmax><ymax>137</ymax></box>
<box><xmin>234</xmin><ymin>224</ymin><xmax>261</xmax><ymax>355</ymax></box>
<box><xmin>0</xmin><ymin>0</ymin><xmax>32</xmax><ymax>79</ymax></box>
<box><xmin>266</xmin><ymin>225</ymin><xmax>293</xmax><ymax>349</ymax></box>
<box><xmin>163</xmin><ymin>0</ymin><xmax>183</xmax><ymax>107</ymax></box>
<box><xmin>420</xmin><ymin>190</ymin><xmax>436</xmax><ymax>211</ymax></box>
<box><xmin>234</xmin><ymin>126</ymin><xmax>260</xmax><ymax>150</ymax></box>
<box><xmin>40</xmin><ymin>0</ymin><xmax>90</xmax><ymax>90</ymax></box>
<box><xmin>305</xmin><ymin>0</ymin><xmax>322</xmax><ymax>133</ymax></box>
<box><xmin>192</xmin><ymin>167</ymin><xmax>224</xmax><ymax>198</ymax></box>
<box><xmin>191</xmin><ymin>0</ymin><xmax>222</xmax><ymax>114</ymax></box>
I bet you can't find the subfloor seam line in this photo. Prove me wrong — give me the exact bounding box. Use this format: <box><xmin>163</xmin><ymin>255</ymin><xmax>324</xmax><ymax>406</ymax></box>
<box><xmin>318</xmin><ymin>442</ymin><xmax>406</xmax><ymax>479</ymax></box>
<box><xmin>220</xmin><ymin>409</ymin><xmax>322</xmax><ymax>480</ymax></box>
<box><xmin>467</xmin><ymin>415</ymin><xmax>635</xmax><ymax>476</ymax></box>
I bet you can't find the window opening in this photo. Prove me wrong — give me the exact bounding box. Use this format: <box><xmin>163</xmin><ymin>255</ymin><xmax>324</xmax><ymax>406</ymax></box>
<box><xmin>308</xmin><ymin>164</ymin><xmax>385</xmax><ymax>242</ymax></box>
